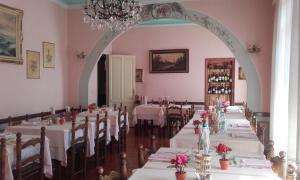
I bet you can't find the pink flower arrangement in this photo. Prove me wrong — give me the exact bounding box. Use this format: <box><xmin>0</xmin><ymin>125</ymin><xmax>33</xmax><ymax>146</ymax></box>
<box><xmin>215</xmin><ymin>143</ymin><xmax>232</xmax><ymax>160</ymax></box>
<box><xmin>201</xmin><ymin>111</ymin><xmax>209</xmax><ymax>118</ymax></box>
<box><xmin>193</xmin><ymin>120</ymin><xmax>201</xmax><ymax>128</ymax></box>
<box><xmin>169</xmin><ymin>154</ymin><xmax>189</xmax><ymax>173</ymax></box>
<box><xmin>222</xmin><ymin>101</ymin><xmax>230</xmax><ymax>108</ymax></box>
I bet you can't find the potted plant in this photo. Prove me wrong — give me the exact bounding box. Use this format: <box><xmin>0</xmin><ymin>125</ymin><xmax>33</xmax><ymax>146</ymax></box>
<box><xmin>193</xmin><ymin>120</ymin><xmax>201</xmax><ymax>134</ymax></box>
<box><xmin>168</xmin><ymin>154</ymin><xmax>189</xmax><ymax>180</ymax></box>
<box><xmin>215</xmin><ymin>143</ymin><xmax>232</xmax><ymax>170</ymax></box>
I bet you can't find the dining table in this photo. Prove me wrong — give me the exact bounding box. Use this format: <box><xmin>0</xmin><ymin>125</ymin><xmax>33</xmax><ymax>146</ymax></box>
<box><xmin>1</xmin><ymin>133</ymin><xmax>52</xmax><ymax>180</ymax></box>
<box><xmin>129</xmin><ymin>106</ymin><xmax>280</xmax><ymax>180</ymax></box>
<box><xmin>170</xmin><ymin>109</ymin><xmax>263</xmax><ymax>155</ymax></box>
<box><xmin>132</xmin><ymin>104</ymin><xmax>192</xmax><ymax>127</ymax></box>
<box><xmin>5</xmin><ymin>107</ymin><xmax>129</xmax><ymax>166</ymax></box>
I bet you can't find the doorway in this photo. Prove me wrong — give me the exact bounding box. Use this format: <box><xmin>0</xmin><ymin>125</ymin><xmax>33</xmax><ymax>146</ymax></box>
<box><xmin>97</xmin><ymin>54</ymin><xmax>107</xmax><ymax>106</ymax></box>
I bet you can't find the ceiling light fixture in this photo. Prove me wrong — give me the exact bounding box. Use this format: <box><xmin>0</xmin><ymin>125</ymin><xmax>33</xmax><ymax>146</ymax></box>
<box><xmin>83</xmin><ymin>0</ymin><xmax>142</xmax><ymax>32</ymax></box>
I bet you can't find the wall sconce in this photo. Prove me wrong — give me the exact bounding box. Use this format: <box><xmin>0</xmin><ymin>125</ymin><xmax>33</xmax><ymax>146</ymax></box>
<box><xmin>76</xmin><ymin>51</ymin><xmax>86</xmax><ymax>59</ymax></box>
<box><xmin>247</xmin><ymin>44</ymin><xmax>261</xmax><ymax>54</ymax></box>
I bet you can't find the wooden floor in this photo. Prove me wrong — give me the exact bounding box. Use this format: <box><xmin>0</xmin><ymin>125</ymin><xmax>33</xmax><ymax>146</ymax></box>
<box><xmin>81</xmin><ymin>128</ymin><xmax>169</xmax><ymax>180</ymax></box>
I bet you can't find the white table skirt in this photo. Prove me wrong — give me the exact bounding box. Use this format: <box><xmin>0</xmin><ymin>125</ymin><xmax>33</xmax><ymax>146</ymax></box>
<box><xmin>132</xmin><ymin>104</ymin><xmax>191</xmax><ymax>127</ymax></box>
<box><xmin>3</xmin><ymin>134</ymin><xmax>52</xmax><ymax>180</ymax></box>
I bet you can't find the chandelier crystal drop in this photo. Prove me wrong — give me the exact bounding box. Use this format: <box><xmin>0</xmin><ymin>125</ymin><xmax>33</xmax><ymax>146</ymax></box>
<box><xmin>83</xmin><ymin>0</ymin><xmax>142</xmax><ymax>32</ymax></box>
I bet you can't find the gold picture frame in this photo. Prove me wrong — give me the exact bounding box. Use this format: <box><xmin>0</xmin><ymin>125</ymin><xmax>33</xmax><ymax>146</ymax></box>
<box><xmin>43</xmin><ymin>42</ymin><xmax>55</xmax><ymax>68</ymax></box>
<box><xmin>26</xmin><ymin>50</ymin><xmax>40</xmax><ymax>79</ymax></box>
<box><xmin>0</xmin><ymin>4</ymin><xmax>23</xmax><ymax>64</ymax></box>
<box><xmin>136</xmin><ymin>69</ymin><xmax>144</xmax><ymax>82</ymax></box>
<box><xmin>239</xmin><ymin>67</ymin><xmax>246</xmax><ymax>80</ymax></box>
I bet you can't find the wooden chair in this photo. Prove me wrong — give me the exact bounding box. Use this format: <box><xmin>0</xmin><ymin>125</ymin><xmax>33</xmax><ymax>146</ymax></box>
<box><xmin>166</xmin><ymin>106</ymin><xmax>183</xmax><ymax>137</ymax></box>
<box><xmin>0</xmin><ymin>138</ymin><xmax>6</xmax><ymax>180</ymax></box>
<box><xmin>138</xmin><ymin>136</ymin><xmax>157</xmax><ymax>167</ymax></box>
<box><xmin>264</xmin><ymin>140</ymin><xmax>275</xmax><ymax>160</ymax></box>
<box><xmin>118</xmin><ymin>107</ymin><xmax>127</xmax><ymax>152</ymax></box>
<box><xmin>96</xmin><ymin>153</ymin><xmax>128</xmax><ymax>180</ymax></box>
<box><xmin>95</xmin><ymin>112</ymin><xmax>107</xmax><ymax>166</ymax></box>
<box><xmin>257</xmin><ymin>125</ymin><xmax>265</xmax><ymax>145</ymax></box>
<box><xmin>251</xmin><ymin>114</ymin><xmax>257</xmax><ymax>132</ymax></box>
<box><xmin>114</xmin><ymin>104</ymin><xmax>117</xmax><ymax>111</ymax></box>
<box><xmin>271</xmin><ymin>151</ymin><xmax>287</xmax><ymax>178</ymax></box>
<box><xmin>14</xmin><ymin>127</ymin><xmax>46</xmax><ymax>180</ymax></box>
<box><xmin>67</xmin><ymin>117</ymin><xmax>89</xmax><ymax>180</ymax></box>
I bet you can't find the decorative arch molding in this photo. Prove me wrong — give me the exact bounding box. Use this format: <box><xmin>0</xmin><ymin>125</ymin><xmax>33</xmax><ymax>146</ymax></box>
<box><xmin>78</xmin><ymin>3</ymin><xmax>262</xmax><ymax>111</ymax></box>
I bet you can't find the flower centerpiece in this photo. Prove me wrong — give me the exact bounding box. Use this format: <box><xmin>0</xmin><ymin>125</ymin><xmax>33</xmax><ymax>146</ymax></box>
<box><xmin>88</xmin><ymin>103</ymin><xmax>97</xmax><ymax>113</ymax></box>
<box><xmin>201</xmin><ymin>111</ymin><xmax>209</xmax><ymax>118</ymax></box>
<box><xmin>215</xmin><ymin>143</ymin><xmax>232</xmax><ymax>170</ymax></box>
<box><xmin>221</xmin><ymin>101</ymin><xmax>230</xmax><ymax>113</ymax></box>
<box><xmin>169</xmin><ymin>154</ymin><xmax>189</xmax><ymax>180</ymax></box>
<box><xmin>193</xmin><ymin>120</ymin><xmax>202</xmax><ymax>134</ymax></box>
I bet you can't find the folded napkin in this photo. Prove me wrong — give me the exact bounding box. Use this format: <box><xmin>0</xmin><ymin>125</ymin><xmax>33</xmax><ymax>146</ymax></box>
<box><xmin>148</xmin><ymin>153</ymin><xmax>175</xmax><ymax>163</ymax></box>
<box><xmin>240</xmin><ymin>158</ymin><xmax>271</xmax><ymax>168</ymax></box>
<box><xmin>21</xmin><ymin>121</ymin><xmax>40</xmax><ymax>126</ymax></box>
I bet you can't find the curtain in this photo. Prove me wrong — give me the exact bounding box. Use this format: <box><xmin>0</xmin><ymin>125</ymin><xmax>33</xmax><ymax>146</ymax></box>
<box><xmin>270</xmin><ymin>0</ymin><xmax>298</xmax><ymax>161</ymax></box>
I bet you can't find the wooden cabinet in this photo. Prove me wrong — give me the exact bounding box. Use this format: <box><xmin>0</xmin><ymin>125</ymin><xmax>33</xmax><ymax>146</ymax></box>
<box><xmin>205</xmin><ymin>58</ymin><xmax>235</xmax><ymax>109</ymax></box>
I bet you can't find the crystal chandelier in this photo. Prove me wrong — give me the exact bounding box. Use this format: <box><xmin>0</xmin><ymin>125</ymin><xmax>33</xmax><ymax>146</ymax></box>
<box><xmin>83</xmin><ymin>0</ymin><xmax>142</xmax><ymax>32</ymax></box>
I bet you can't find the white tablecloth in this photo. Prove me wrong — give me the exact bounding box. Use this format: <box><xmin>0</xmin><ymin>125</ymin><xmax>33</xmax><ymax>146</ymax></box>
<box><xmin>6</xmin><ymin>122</ymin><xmax>94</xmax><ymax>166</ymax></box>
<box><xmin>78</xmin><ymin>109</ymin><xmax>130</xmax><ymax>141</ymax></box>
<box><xmin>129</xmin><ymin>168</ymin><xmax>280</xmax><ymax>180</ymax></box>
<box><xmin>144</xmin><ymin>147</ymin><xmax>275</xmax><ymax>178</ymax></box>
<box><xmin>170</xmin><ymin>111</ymin><xmax>263</xmax><ymax>155</ymax></box>
<box><xmin>132</xmin><ymin>104</ymin><xmax>191</xmax><ymax>127</ymax></box>
<box><xmin>2</xmin><ymin>134</ymin><xmax>52</xmax><ymax>180</ymax></box>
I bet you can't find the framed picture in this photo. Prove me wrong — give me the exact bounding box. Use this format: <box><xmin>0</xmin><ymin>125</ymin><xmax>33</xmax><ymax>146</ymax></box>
<box><xmin>0</xmin><ymin>4</ymin><xmax>23</xmax><ymax>64</ymax></box>
<box><xmin>43</xmin><ymin>42</ymin><xmax>55</xmax><ymax>68</ymax></box>
<box><xmin>136</xmin><ymin>69</ymin><xmax>143</xmax><ymax>82</ymax></box>
<box><xmin>239</xmin><ymin>67</ymin><xmax>246</xmax><ymax>80</ymax></box>
<box><xmin>149</xmin><ymin>49</ymin><xmax>189</xmax><ymax>73</ymax></box>
<box><xmin>26</xmin><ymin>50</ymin><xmax>40</xmax><ymax>79</ymax></box>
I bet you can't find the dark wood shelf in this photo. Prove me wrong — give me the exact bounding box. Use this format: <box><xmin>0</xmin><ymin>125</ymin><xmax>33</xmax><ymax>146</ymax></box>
<box><xmin>205</xmin><ymin>58</ymin><xmax>235</xmax><ymax>109</ymax></box>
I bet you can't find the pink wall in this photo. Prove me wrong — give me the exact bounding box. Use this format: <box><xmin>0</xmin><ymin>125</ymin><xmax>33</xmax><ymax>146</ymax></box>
<box><xmin>0</xmin><ymin>0</ymin><xmax>68</xmax><ymax>118</ymax></box>
<box><xmin>182</xmin><ymin>0</ymin><xmax>274</xmax><ymax>111</ymax></box>
<box><xmin>67</xmin><ymin>0</ymin><xmax>274</xmax><ymax>112</ymax></box>
<box><xmin>111</xmin><ymin>25</ymin><xmax>247</xmax><ymax>103</ymax></box>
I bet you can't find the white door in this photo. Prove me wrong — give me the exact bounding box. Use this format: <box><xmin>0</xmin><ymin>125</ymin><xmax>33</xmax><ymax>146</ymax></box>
<box><xmin>108</xmin><ymin>55</ymin><xmax>135</xmax><ymax>125</ymax></box>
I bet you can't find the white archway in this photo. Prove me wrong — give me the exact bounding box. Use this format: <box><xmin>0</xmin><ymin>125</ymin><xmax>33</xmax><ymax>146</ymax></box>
<box><xmin>78</xmin><ymin>3</ymin><xmax>262</xmax><ymax>111</ymax></box>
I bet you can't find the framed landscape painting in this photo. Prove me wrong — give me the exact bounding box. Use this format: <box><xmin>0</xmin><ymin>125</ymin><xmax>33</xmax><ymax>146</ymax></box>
<box><xmin>43</xmin><ymin>42</ymin><xmax>55</xmax><ymax>68</ymax></box>
<box><xmin>0</xmin><ymin>4</ymin><xmax>23</xmax><ymax>64</ymax></box>
<box><xmin>149</xmin><ymin>49</ymin><xmax>189</xmax><ymax>73</ymax></box>
<box><xmin>27</xmin><ymin>50</ymin><xmax>40</xmax><ymax>79</ymax></box>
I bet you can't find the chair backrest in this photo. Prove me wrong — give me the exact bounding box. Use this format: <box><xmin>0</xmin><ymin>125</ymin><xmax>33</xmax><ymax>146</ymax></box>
<box><xmin>71</xmin><ymin>117</ymin><xmax>88</xmax><ymax>178</ymax></box>
<box><xmin>166</xmin><ymin>106</ymin><xmax>182</xmax><ymax>119</ymax></box>
<box><xmin>0</xmin><ymin>138</ymin><xmax>6</xmax><ymax>180</ymax></box>
<box><xmin>257</xmin><ymin>125</ymin><xmax>265</xmax><ymax>145</ymax></box>
<box><xmin>96</xmin><ymin>153</ymin><xmax>127</xmax><ymax>180</ymax></box>
<box><xmin>95</xmin><ymin>112</ymin><xmax>107</xmax><ymax>166</ymax></box>
<box><xmin>252</xmin><ymin>115</ymin><xmax>257</xmax><ymax>132</ymax></box>
<box><xmin>118</xmin><ymin>107</ymin><xmax>127</xmax><ymax>129</ymax></box>
<box><xmin>264</xmin><ymin>140</ymin><xmax>275</xmax><ymax>160</ymax></box>
<box><xmin>15</xmin><ymin>127</ymin><xmax>45</xmax><ymax>180</ymax></box>
<box><xmin>138</xmin><ymin>135</ymin><xmax>157</xmax><ymax>168</ymax></box>
<box><xmin>114</xmin><ymin>104</ymin><xmax>117</xmax><ymax>111</ymax></box>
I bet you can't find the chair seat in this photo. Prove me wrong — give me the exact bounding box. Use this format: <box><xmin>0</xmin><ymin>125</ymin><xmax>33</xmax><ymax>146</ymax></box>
<box><xmin>14</xmin><ymin>162</ymin><xmax>41</xmax><ymax>179</ymax></box>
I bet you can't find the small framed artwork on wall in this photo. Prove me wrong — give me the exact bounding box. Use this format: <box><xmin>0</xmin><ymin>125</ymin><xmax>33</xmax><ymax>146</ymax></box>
<box><xmin>43</xmin><ymin>42</ymin><xmax>55</xmax><ymax>68</ymax></box>
<box><xmin>136</xmin><ymin>69</ymin><xmax>143</xmax><ymax>82</ymax></box>
<box><xmin>26</xmin><ymin>50</ymin><xmax>40</xmax><ymax>79</ymax></box>
<box><xmin>239</xmin><ymin>67</ymin><xmax>246</xmax><ymax>80</ymax></box>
